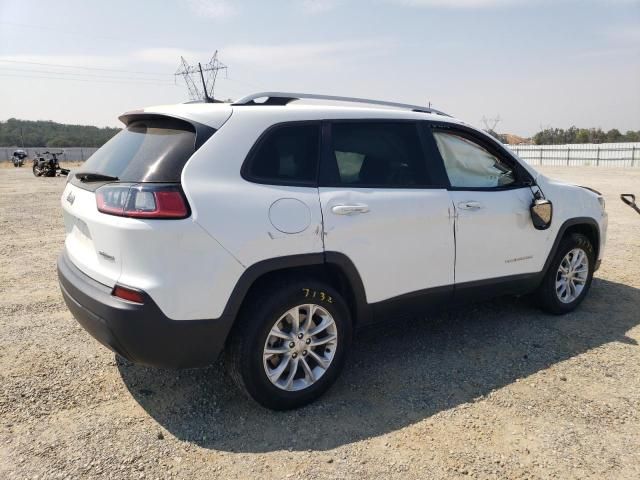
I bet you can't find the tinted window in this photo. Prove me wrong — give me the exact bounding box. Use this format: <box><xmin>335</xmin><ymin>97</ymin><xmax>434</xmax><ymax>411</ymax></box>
<box><xmin>433</xmin><ymin>131</ymin><xmax>516</xmax><ymax>188</ymax></box>
<box><xmin>76</xmin><ymin>119</ymin><xmax>197</xmax><ymax>183</ymax></box>
<box><xmin>324</xmin><ymin>122</ymin><xmax>428</xmax><ymax>187</ymax></box>
<box><xmin>245</xmin><ymin>124</ymin><xmax>320</xmax><ymax>184</ymax></box>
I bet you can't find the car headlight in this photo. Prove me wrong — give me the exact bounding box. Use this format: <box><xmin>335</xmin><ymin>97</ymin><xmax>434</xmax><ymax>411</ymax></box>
<box><xmin>598</xmin><ymin>196</ymin><xmax>605</xmax><ymax>211</ymax></box>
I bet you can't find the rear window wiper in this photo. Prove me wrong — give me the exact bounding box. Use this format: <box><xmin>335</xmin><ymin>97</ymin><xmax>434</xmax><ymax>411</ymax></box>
<box><xmin>75</xmin><ymin>172</ymin><xmax>119</xmax><ymax>182</ymax></box>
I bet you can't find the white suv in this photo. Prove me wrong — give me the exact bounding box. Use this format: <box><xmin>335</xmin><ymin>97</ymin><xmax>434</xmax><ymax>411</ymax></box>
<box><xmin>58</xmin><ymin>92</ymin><xmax>607</xmax><ymax>410</ymax></box>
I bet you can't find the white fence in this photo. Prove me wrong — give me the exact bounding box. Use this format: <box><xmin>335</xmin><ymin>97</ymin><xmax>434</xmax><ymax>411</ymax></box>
<box><xmin>3</xmin><ymin>142</ymin><xmax>640</xmax><ymax>167</ymax></box>
<box><xmin>507</xmin><ymin>142</ymin><xmax>640</xmax><ymax>167</ymax></box>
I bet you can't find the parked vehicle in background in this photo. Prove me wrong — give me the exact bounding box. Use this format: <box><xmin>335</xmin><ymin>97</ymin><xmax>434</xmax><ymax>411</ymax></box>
<box><xmin>33</xmin><ymin>151</ymin><xmax>69</xmax><ymax>177</ymax></box>
<box><xmin>57</xmin><ymin>92</ymin><xmax>608</xmax><ymax>410</ymax></box>
<box><xmin>12</xmin><ymin>149</ymin><xmax>27</xmax><ymax>167</ymax></box>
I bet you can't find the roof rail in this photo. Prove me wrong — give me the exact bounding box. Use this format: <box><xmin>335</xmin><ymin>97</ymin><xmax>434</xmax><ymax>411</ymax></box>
<box><xmin>232</xmin><ymin>92</ymin><xmax>451</xmax><ymax>117</ymax></box>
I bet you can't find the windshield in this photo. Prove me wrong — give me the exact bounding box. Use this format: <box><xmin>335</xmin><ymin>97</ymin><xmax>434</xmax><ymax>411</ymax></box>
<box><xmin>76</xmin><ymin>118</ymin><xmax>197</xmax><ymax>183</ymax></box>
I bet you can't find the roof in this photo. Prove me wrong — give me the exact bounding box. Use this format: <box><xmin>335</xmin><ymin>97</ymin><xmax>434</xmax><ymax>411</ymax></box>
<box><xmin>127</xmin><ymin>92</ymin><xmax>462</xmax><ymax>130</ymax></box>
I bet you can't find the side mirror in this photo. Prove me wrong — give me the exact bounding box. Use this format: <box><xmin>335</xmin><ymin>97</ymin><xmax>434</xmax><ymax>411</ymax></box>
<box><xmin>530</xmin><ymin>198</ymin><xmax>553</xmax><ymax>230</ymax></box>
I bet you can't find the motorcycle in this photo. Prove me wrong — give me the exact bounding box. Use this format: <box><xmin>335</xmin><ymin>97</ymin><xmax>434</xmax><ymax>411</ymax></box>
<box><xmin>12</xmin><ymin>150</ymin><xmax>27</xmax><ymax>167</ymax></box>
<box><xmin>32</xmin><ymin>151</ymin><xmax>69</xmax><ymax>177</ymax></box>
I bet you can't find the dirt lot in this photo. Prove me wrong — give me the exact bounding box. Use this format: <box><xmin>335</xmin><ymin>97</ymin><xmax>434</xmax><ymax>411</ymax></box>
<box><xmin>1</xmin><ymin>166</ymin><xmax>639</xmax><ymax>479</ymax></box>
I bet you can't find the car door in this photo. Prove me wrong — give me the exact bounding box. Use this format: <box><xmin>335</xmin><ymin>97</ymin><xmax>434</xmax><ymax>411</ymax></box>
<box><xmin>428</xmin><ymin>125</ymin><xmax>550</xmax><ymax>286</ymax></box>
<box><xmin>318</xmin><ymin>120</ymin><xmax>455</xmax><ymax>308</ymax></box>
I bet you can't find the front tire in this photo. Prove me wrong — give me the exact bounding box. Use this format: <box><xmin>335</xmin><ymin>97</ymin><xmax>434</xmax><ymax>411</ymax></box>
<box><xmin>226</xmin><ymin>278</ymin><xmax>352</xmax><ymax>410</ymax></box>
<box><xmin>536</xmin><ymin>233</ymin><xmax>595</xmax><ymax>314</ymax></box>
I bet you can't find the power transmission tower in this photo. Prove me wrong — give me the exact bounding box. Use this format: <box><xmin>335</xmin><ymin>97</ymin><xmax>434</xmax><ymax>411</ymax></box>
<box><xmin>481</xmin><ymin>115</ymin><xmax>502</xmax><ymax>133</ymax></box>
<box><xmin>174</xmin><ymin>51</ymin><xmax>227</xmax><ymax>103</ymax></box>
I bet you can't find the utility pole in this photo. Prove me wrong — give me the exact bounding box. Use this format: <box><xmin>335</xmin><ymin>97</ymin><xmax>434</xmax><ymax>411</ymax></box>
<box><xmin>175</xmin><ymin>51</ymin><xmax>228</xmax><ymax>102</ymax></box>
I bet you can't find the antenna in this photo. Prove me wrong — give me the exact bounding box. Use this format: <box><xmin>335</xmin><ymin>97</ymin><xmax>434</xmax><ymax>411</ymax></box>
<box><xmin>174</xmin><ymin>51</ymin><xmax>228</xmax><ymax>102</ymax></box>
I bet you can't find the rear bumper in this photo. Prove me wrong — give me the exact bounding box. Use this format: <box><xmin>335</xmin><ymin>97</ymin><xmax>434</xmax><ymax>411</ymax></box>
<box><xmin>57</xmin><ymin>251</ymin><xmax>234</xmax><ymax>368</ymax></box>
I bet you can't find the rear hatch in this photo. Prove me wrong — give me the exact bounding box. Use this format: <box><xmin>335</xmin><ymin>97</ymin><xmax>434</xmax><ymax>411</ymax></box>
<box><xmin>61</xmin><ymin>113</ymin><xmax>217</xmax><ymax>287</ymax></box>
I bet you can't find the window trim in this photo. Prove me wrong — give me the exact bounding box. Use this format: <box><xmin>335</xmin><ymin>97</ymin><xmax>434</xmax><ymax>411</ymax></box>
<box><xmin>240</xmin><ymin>120</ymin><xmax>322</xmax><ymax>187</ymax></box>
<box><xmin>426</xmin><ymin>122</ymin><xmax>534</xmax><ymax>191</ymax></box>
<box><xmin>319</xmin><ymin>119</ymin><xmax>444</xmax><ymax>189</ymax></box>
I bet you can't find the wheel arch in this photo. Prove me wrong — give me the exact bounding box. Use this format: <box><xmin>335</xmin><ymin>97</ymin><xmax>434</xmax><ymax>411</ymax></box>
<box><xmin>542</xmin><ymin>217</ymin><xmax>601</xmax><ymax>277</ymax></box>
<box><xmin>222</xmin><ymin>252</ymin><xmax>370</xmax><ymax>330</ymax></box>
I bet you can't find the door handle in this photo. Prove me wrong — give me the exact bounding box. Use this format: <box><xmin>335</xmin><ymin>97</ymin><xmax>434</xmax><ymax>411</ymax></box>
<box><xmin>458</xmin><ymin>201</ymin><xmax>483</xmax><ymax>210</ymax></box>
<box><xmin>331</xmin><ymin>204</ymin><xmax>370</xmax><ymax>215</ymax></box>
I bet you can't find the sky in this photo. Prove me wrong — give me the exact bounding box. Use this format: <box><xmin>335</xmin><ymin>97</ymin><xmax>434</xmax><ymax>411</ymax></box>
<box><xmin>0</xmin><ymin>0</ymin><xmax>639</xmax><ymax>136</ymax></box>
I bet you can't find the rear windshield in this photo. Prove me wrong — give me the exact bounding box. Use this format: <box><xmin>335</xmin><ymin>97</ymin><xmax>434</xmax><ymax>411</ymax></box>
<box><xmin>76</xmin><ymin>118</ymin><xmax>197</xmax><ymax>183</ymax></box>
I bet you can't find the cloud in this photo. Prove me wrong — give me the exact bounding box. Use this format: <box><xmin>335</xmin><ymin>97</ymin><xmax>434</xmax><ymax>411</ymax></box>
<box><xmin>221</xmin><ymin>39</ymin><xmax>389</xmax><ymax>69</ymax></box>
<box><xmin>388</xmin><ymin>0</ymin><xmax>639</xmax><ymax>7</ymax></box>
<box><xmin>574</xmin><ymin>46</ymin><xmax>640</xmax><ymax>59</ymax></box>
<box><xmin>607</xmin><ymin>25</ymin><xmax>640</xmax><ymax>44</ymax></box>
<box><xmin>387</xmin><ymin>0</ymin><xmax>522</xmax><ymax>7</ymax></box>
<box><xmin>300</xmin><ymin>0</ymin><xmax>340</xmax><ymax>13</ymax></box>
<box><xmin>186</xmin><ymin>0</ymin><xmax>237</xmax><ymax>19</ymax></box>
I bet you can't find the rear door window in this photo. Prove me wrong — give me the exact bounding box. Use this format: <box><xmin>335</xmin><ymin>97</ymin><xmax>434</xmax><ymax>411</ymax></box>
<box><xmin>75</xmin><ymin>118</ymin><xmax>199</xmax><ymax>183</ymax></box>
<box><xmin>243</xmin><ymin>123</ymin><xmax>320</xmax><ymax>186</ymax></box>
<box><xmin>321</xmin><ymin>122</ymin><xmax>430</xmax><ymax>187</ymax></box>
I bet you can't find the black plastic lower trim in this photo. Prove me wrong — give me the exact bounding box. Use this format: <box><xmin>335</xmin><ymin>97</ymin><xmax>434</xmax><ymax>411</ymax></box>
<box><xmin>219</xmin><ymin>252</ymin><xmax>326</xmax><ymax>319</ymax></box>
<box><xmin>540</xmin><ymin>217</ymin><xmax>600</xmax><ymax>275</ymax></box>
<box><xmin>371</xmin><ymin>284</ymin><xmax>453</xmax><ymax>323</ymax></box>
<box><xmin>58</xmin><ymin>252</ymin><xmax>233</xmax><ymax>368</ymax></box>
<box><xmin>453</xmin><ymin>273</ymin><xmax>543</xmax><ymax>303</ymax></box>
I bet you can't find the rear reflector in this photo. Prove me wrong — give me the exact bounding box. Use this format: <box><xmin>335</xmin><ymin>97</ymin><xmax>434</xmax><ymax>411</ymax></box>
<box><xmin>112</xmin><ymin>285</ymin><xmax>145</xmax><ymax>304</ymax></box>
<box><xmin>96</xmin><ymin>183</ymin><xmax>189</xmax><ymax>219</ymax></box>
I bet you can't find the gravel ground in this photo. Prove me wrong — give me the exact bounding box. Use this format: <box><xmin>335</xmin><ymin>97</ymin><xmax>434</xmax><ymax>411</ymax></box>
<box><xmin>1</xmin><ymin>166</ymin><xmax>639</xmax><ymax>479</ymax></box>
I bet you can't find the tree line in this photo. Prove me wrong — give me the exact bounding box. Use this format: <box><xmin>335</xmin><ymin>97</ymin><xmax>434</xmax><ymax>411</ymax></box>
<box><xmin>532</xmin><ymin>127</ymin><xmax>640</xmax><ymax>145</ymax></box>
<box><xmin>0</xmin><ymin>118</ymin><xmax>121</xmax><ymax>148</ymax></box>
<box><xmin>2</xmin><ymin>117</ymin><xmax>639</xmax><ymax>148</ymax></box>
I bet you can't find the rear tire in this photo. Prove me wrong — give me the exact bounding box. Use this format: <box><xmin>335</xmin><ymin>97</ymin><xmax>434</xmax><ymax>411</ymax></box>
<box><xmin>32</xmin><ymin>163</ymin><xmax>43</xmax><ymax>177</ymax></box>
<box><xmin>536</xmin><ymin>233</ymin><xmax>595</xmax><ymax>315</ymax></box>
<box><xmin>225</xmin><ymin>277</ymin><xmax>352</xmax><ymax>410</ymax></box>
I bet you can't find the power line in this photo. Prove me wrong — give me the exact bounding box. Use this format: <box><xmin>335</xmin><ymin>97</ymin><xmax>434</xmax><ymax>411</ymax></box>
<box><xmin>0</xmin><ymin>66</ymin><xmax>176</xmax><ymax>83</ymax></box>
<box><xmin>0</xmin><ymin>52</ymin><xmax>257</xmax><ymax>97</ymax></box>
<box><xmin>0</xmin><ymin>72</ymin><xmax>178</xmax><ymax>87</ymax></box>
<box><xmin>0</xmin><ymin>58</ymin><xmax>170</xmax><ymax>76</ymax></box>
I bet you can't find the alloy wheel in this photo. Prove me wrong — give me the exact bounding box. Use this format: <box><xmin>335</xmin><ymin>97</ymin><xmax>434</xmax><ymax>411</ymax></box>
<box><xmin>263</xmin><ymin>304</ymin><xmax>338</xmax><ymax>391</ymax></box>
<box><xmin>555</xmin><ymin>248</ymin><xmax>589</xmax><ymax>303</ymax></box>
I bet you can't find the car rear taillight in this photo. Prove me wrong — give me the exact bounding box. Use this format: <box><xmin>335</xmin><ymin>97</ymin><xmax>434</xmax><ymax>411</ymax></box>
<box><xmin>96</xmin><ymin>183</ymin><xmax>189</xmax><ymax>219</ymax></box>
<box><xmin>112</xmin><ymin>285</ymin><xmax>145</xmax><ymax>304</ymax></box>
